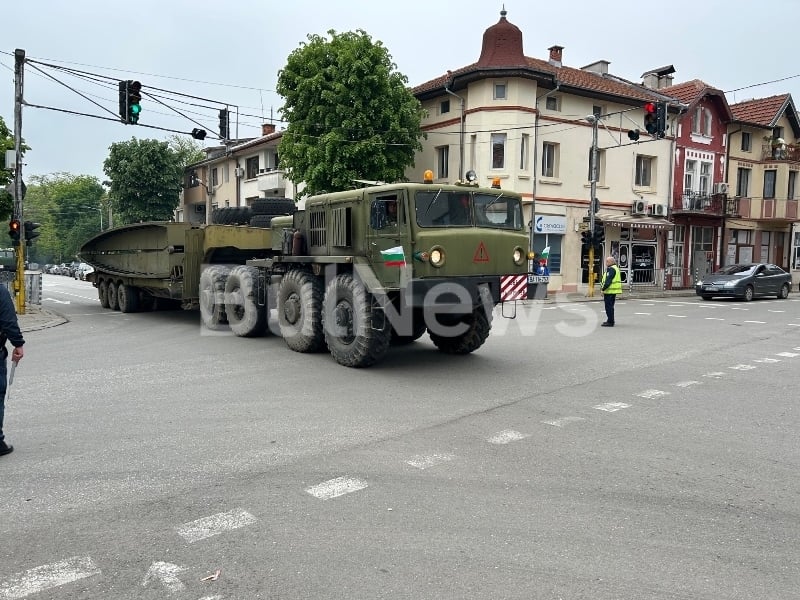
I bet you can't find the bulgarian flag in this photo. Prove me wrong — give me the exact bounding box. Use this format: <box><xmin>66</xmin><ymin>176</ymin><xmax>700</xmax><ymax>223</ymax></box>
<box><xmin>539</xmin><ymin>246</ymin><xmax>550</xmax><ymax>262</ymax></box>
<box><xmin>380</xmin><ymin>245</ymin><xmax>406</xmax><ymax>267</ymax></box>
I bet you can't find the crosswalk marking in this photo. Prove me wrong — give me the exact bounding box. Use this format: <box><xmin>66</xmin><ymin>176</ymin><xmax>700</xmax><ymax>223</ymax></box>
<box><xmin>593</xmin><ymin>402</ymin><xmax>630</xmax><ymax>412</ymax></box>
<box><xmin>176</xmin><ymin>509</ymin><xmax>257</xmax><ymax>543</ymax></box>
<box><xmin>306</xmin><ymin>477</ymin><xmax>369</xmax><ymax>500</ymax></box>
<box><xmin>487</xmin><ymin>430</ymin><xmax>530</xmax><ymax>444</ymax></box>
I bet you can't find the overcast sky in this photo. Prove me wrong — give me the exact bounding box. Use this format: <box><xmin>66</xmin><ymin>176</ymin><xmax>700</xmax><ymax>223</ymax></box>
<box><xmin>3</xmin><ymin>0</ymin><xmax>799</xmax><ymax>182</ymax></box>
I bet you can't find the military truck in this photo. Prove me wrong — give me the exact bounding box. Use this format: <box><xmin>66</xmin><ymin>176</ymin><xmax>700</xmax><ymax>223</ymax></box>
<box><xmin>79</xmin><ymin>174</ymin><xmax>531</xmax><ymax>367</ymax></box>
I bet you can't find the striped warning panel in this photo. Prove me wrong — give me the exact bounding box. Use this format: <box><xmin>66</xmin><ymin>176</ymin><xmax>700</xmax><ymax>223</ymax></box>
<box><xmin>500</xmin><ymin>274</ymin><xmax>527</xmax><ymax>300</ymax></box>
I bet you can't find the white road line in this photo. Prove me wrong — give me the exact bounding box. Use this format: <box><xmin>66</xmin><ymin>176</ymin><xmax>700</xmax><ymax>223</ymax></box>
<box><xmin>141</xmin><ymin>562</ymin><xmax>186</xmax><ymax>593</ymax></box>
<box><xmin>768</xmin><ymin>310</ymin><xmax>786</xmax><ymax>313</ymax></box>
<box><xmin>753</xmin><ymin>358</ymin><xmax>781</xmax><ymax>363</ymax></box>
<box><xmin>634</xmin><ymin>312</ymin><xmax>652</xmax><ymax>315</ymax></box>
<box><xmin>793</xmin><ymin>347</ymin><xmax>800</xmax><ymax>351</ymax></box>
<box><xmin>175</xmin><ymin>508</ymin><xmax>257</xmax><ymax>543</ymax></box>
<box><xmin>638</xmin><ymin>303</ymin><xmax>655</xmax><ymax>306</ymax></box>
<box><xmin>667</xmin><ymin>304</ymin><xmax>683</xmax><ymax>307</ymax></box>
<box><xmin>788</xmin><ymin>323</ymin><xmax>800</xmax><ymax>327</ymax></box>
<box><xmin>306</xmin><ymin>477</ymin><xmax>368</xmax><ymax>500</ymax></box>
<box><xmin>705</xmin><ymin>317</ymin><xmax>725</xmax><ymax>320</ymax></box>
<box><xmin>636</xmin><ymin>389</ymin><xmax>670</xmax><ymax>399</ymax></box>
<box><xmin>593</xmin><ymin>402</ymin><xmax>630</xmax><ymax>412</ymax></box>
<box><xmin>743</xmin><ymin>320</ymin><xmax>766</xmax><ymax>324</ymax></box>
<box><xmin>675</xmin><ymin>380</ymin><xmax>701</xmax><ymax>387</ymax></box>
<box><xmin>703</xmin><ymin>372</ymin><xmax>726</xmax><ymax>379</ymax></box>
<box><xmin>730</xmin><ymin>307</ymin><xmax>749</xmax><ymax>311</ymax></box>
<box><xmin>487</xmin><ymin>429</ymin><xmax>530</xmax><ymax>444</ymax></box>
<box><xmin>406</xmin><ymin>454</ymin><xmax>455</xmax><ymax>470</ymax></box>
<box><xmin>541</xmin><ymin>416</ymin><xmax>585</xmax><ymax>427</ymax></box>
<box><xmin>0</xmin><ymin>556</ymin><xmax>100</xmax><ymax>600</ymax></box>
<box><xmin>776</xmin><ymin>352</ymin><xmax>800</xmax><ymax>358</ymax></box>
<box><xmin>667</xmin><ymin>314</ymin><xmax>687</xmax><ymax>318</ymax></box>
<box><xmin>729</xmin><ymin>364</ymin><xmax>756</xmax><ymax>371</ymax></box>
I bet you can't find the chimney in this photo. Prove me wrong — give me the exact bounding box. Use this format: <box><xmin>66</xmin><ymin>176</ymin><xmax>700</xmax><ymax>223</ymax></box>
<box><xmin>548</xmin><ymin>45</ymin><xmax>563</xmax><ymax>67</ymax></box>
<box><xmin>261</xmin><ymin>123</ymin><xmax>276</xmax><ymax>136</ymax></box>
<box><xmin>581</xmin><ymin>60</ymin><xmax>610</xmax><ymax>76</ymax></box>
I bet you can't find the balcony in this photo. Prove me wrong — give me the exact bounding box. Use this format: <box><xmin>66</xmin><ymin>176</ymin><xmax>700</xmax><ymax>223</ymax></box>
<box><xmin>672</xmin><ymin>191</ymin><xmax>739</xmax><ymax>217</ymax></box>
<box><xmin>735</xmin><ymin>197</ymin><xmax>798</xmax><ymax>221</ymax></box>
<box><xmin>761</xmin><ymin>143</ymin><xmax>800</xmax><ymax>162</ymax></box>
<box><xmin>256</xmin><ymin>169</ymin><xmax>288</xmax><ymax>194</ymax></box>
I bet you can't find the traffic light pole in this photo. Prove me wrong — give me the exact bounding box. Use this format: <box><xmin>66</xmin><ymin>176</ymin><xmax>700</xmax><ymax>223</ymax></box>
<box><xmin>13</xmin><ymin>49</ymin><xmax>26</xmax><ymax>314</ymax></box>
<box><xmin>587</xmin><ymin>114</ymin><xmax>599</xmax><ymax>298</ymax></box>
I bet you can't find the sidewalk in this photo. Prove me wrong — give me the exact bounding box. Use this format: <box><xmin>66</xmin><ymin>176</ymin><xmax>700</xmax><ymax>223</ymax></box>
<box><xmin>16</xmin><ymin>305</ymin><xmax>68</xmax><ymax>333</ymax></box>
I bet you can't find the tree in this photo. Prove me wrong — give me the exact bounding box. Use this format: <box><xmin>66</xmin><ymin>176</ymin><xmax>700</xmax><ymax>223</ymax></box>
<box><xmin>103</xmin><ymin>137</ymin><xmax>183</xmax><ymax>223</ymax></box>
<box><xmin>276</xmin><ymin>29</ymin><xmax>425</xmax><ymax>198</ymax></box>
<box><xmin>167</xmin><ymin>134</ymin><xmax>205</xmax><ymax>169</ymax></box>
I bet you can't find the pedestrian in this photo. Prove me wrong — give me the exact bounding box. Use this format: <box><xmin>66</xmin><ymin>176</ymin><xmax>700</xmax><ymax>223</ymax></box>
<box><xmin>0</xmin><ymin>285</ymin><xmax>25</xmax><ymax>456</ymax></box>
<box><xmin>600</xmin><ymin>255</ymin><xmax>622</xmax><ymax>327</ymax></box>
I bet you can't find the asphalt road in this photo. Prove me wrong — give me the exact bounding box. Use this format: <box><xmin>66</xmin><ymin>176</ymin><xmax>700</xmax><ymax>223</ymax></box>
<box><xmin>1</xmin><ymin>274</ymin><xmax>798</xmax><ymax>599</ymax></box>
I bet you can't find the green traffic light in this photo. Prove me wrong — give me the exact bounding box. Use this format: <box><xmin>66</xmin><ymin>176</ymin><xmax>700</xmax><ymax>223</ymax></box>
<box><xmin>130</xmin><ymin>104</ymin><xmax>141</xmax><ymax>115</ymax></box>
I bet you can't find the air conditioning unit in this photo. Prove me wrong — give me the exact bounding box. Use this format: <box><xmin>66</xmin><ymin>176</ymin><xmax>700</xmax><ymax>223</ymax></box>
<box><xmin>234</xmin><ymin>167</ymin><xmax>245</xmax><ymax>178</ymax></box>
<box><xmin>632</xmin><ymin>199</ymin><xmax>647</xmax><ymax>215</ymax></box>
<box><xmin>713</xmin><ymin>182</ymin><xmax>729</xmax><ymax>195</ymax></box>
<box><xmin>651</xmin><ymin>203</ymin><xmax>667</xmax><ymax>217</ymax></box>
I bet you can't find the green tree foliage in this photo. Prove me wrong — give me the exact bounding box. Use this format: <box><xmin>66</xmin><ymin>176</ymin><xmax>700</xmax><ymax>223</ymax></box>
<box><xmin>22</xmin><ymin>173</ymin><xmax>105</xmax><ymax>264</ymax></box>
<box><xmin>167</xmin><ymin>134</ymin><xmax>205</xmax><ymax>168</ymax></box>
<box><xmin>276</xmin><ymin>29</ymin><xmax>425</xmax><ymax>198</ymax></box>
<box><xmin>103</xmin><ymin>137</ymin><xmax>183</xmax><ymax>223</ymax></box>
<box><xmin>0</xmin><ymin>115</ymin><xmax>30</xmax><ymax>220</ymax></box>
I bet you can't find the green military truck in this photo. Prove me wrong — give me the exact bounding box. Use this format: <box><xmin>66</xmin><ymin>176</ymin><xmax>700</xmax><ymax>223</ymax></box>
<box><xmin>79</xmin><ymin>176</ymin><xmax>531</xmax><ymax>367</ymax></box>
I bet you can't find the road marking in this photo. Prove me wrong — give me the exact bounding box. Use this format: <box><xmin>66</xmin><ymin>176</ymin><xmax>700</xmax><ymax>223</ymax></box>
<box><xmin>487</xmin><ymin>429</ymin><xmax>530</xmax><ymax>444</ymax></box>
<box><xmin>730</xmin><ymin>307</ymin><xmax>748</xmax><ymax>310</ymax></box>
<box><xmin>789</xmin><ymin>323</ymin><xmax>800</xmax><ymax>327</ymax></box>
<box><xmin>705</xmin><ymin>317</ymin><xmax>725</xmax><ymax>320</ymax></box>
<box><xmin>43</xmin><ymin>298</ymin><xmax>71</xmax><ymax>304</ymax></box>
<box><xmin>142</xmin><ymin>562</ymin><xmax>186</xmax><ymax>593</ymax></box>
<box><xmin>729</xmin><ymin>364</ymin><xmax>756</xmax><ymax>371</ymax></box>
<box><xmin>667</xmin><ymin>314</ymin><xmax>687</xmax><ymax>318</ymax></box>
<box><xmin>634</xmin><ymin>312</ymin><xmax>651</xmax><ymax>315</ymax></box>
<box><xmin>0</xmin><ymin>556</ymin><xmax>100</xmax><ymax>599</ymax></box>
<box><xmin>703</xmin><ymin>372</ymin><xmax>726</xmax><ymax>379</ymax></box>
<box><xmin>638</xmin><ymin>303</ymin><xmax>655</xmax><ymax>306</ymax></box>
<box><xmin>636</xmin><ymin>389</ymin><xmax>670</xmax><ymax>399</ymax></box>
<box><xmin>743</xmin><ymin>320</ymin><xmax>766</xmax><ymax>324</ymax></box>
<box><xmin>675</xmin><ymin>380</ymin><xmax>701</xmax><ymax>387</ymax></box>
<box><xmin>593</xmin><ymin>402</ymin><xmax>630</xmax><ymax>412</ymax></box>
<box><xmin>306</xmin><ymin>477</ymin><xmax>368</xmax><ymax>500</ymax></box>
<box><xmin>793</xmin><ymin>347</ymin><xmax>800</xmax><ymax>351</ymax></box>
<box><xmin>753</xmin><ymin>357</ymin><xmax>780</xmax><ymax>363</ymax></box>
<box><xmin>768</xmin><ymin>309</ymin><xmax>786</xmax><ymax>313</ymax></box>
<box><xmin>667</xmin><ymin>304</ymin><xmax>683</xmax><ymax>307</ymax></box>
<box><xmin>541</xmin><ymin>416</ymin><xmax>585</xmax><ymax>427</ymax></box>
<box><xmin>406</xmin><ymin>454</ymin><xmax>455</xmax><ymax>469</ymax></box>
<box><xmin>776</xmin><ymin>352</ymin><xmax>800</xmax><ymax>358</ymax></box>
<box><xmin>176</xmin><ymin>508</ymin><xmax>257</xmax><ymax>543</ymax></box>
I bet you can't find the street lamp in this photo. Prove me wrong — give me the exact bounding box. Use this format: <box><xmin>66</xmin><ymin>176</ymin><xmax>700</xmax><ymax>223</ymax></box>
<box><xmin>82</xmin><ymin>205</ymin><xmax>103</xmax><ymax>231</ymax></box>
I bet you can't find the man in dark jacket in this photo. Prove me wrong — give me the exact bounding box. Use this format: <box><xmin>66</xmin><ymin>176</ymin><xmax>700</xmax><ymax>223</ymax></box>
<box><xmin>0</xmin><ymin>285</ymin><xmax>25</xmax><ymax>456</ymax></box>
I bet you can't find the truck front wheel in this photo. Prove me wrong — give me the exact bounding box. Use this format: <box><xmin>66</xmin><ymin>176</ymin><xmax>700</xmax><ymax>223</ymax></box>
<box><xmin>278</xmin><ymin>269</ymin><xmax>325</xmax><ymax>353</ymax></box>
<box><xmin>225</xmin><ymin>265</ymin><xmax>267</xmax><ymax>337</ymax></box>
<box><xmin>323</xmin><ymin>273</ymin><xmax>391</xmax><ymax>368</ymax></box>
<box><xmin>428</xmin><ymin>288</ymin><xmax>493</xmax><ymax>355</ymax></box>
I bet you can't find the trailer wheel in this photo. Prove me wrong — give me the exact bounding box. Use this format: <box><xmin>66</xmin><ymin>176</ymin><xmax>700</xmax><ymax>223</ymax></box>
<box><xmin>278</xmin><ymin>269</ymin><xmax>325</xmax><ymax>353</ymax></box>
<box><xmin>323</xmin><ymin>273</ymin><xmax>391</xmax><ymax>367</ymax></box>
<box><xmin>428</xmin><ymin>287</ymin><xmax>493</xmax><ymax>355</ymax></box>
<box><xmin>199</xmin><ymin>266</ymin><xmax>229</xmax><ymax>330</ymax></box>
<box><xmin>225</xmin><ymin>265</ymin><xmax>267</xmax><ymax>337</ymax></box>
<box><xmin>98</xmin><ymin>280</ymin><xmax>110</xmax><ymax>309</ymax></box>
<box><xmin>117</xmin><ymin>284</ymin><xmax>140</xmax><ymax>313</ymax></box>
<box><xmin>107</xmin><ymin>280</ymin><xmax>120</xmax><ymax>311</ymax></box>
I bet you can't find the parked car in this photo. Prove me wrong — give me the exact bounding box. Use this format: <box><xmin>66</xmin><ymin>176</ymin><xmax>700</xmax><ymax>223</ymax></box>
<box><xmin>695</xmin><ymin>263</ymin><xmax>792</xmax><ymax>301</ymax></box>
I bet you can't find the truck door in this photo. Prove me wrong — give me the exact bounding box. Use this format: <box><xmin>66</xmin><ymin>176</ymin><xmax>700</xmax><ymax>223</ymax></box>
<box><xmin>366</xmin><ymin>191</ymin><xmax>409</xmax><ymax>289</ymax></box>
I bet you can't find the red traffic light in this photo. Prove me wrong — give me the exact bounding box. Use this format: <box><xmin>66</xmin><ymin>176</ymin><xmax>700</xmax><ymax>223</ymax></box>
<box><xmin>644</xmin><ymin>102</ymin><xmax>656</xmax><ymax>114</ymax></box>
<box><xmin>8</xmin><ymin>219</ymin><xmax>20</xmax><ymax>245</ymax></box>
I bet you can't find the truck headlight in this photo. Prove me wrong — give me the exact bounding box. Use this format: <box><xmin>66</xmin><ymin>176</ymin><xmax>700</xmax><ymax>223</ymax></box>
<box><xmin>429</xmin><ymin>246</ymin><xmax>445</xmax><ymax>268</ymax></box>
<box><xmin>513</xmin><ymin>246</ymin><xmax>524</xmax><ymax>266</ymax></box>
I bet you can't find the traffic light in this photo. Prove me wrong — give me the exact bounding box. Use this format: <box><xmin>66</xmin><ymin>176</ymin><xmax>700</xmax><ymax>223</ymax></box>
<box><xmin>581</xmin><ymin>229</ymin><xmax>593</xmax><ymax>251</ymax></box>
<box><xmin>627</xmin><ymin>128</ymin><xmax>640</xmax><ymax>141</ymax></box>
<box><xmin>8</xmin><ymin>219</ymin><xmax>20</xmax><ymax>245</ymax></box>
<box><xmin>24</xmin><ymin>221</ymin><xmax>41</xmax><ymax>246</ymax></box>
<box><xmin>655</xmin><ymin>101</ymin><xmax>667</xmax><ymax>138</ymax></box>
<box><xmin>118</xmin><ymin>80</ymin><xmax>127</xmax><ymax>121</ymax></box>
<box><xmin>127</xmin><ymin>81</ymin><xmax>142</xmax><ymax>124</ymax></box>
<box><xmin>593</xmin><ymin>222</ymin><xmax>605</xmax><ymax>246</ymax></box>
<box><xmin>218</xmin><ymin>109</ymin><xmax>229</xmax><ymax>140</ymax></box>
<box><xmin>191</xmin><ymin>128</ymin><xmax>207</xmax><ymax>140</ymax></box>
<box><xmin>644</xmin><ymin>102</ymin><xmax>657</xmax><ymax>135</ymax></box>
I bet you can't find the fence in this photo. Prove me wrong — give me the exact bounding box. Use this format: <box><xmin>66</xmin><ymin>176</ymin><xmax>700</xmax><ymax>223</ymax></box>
<box><xmin>0</xmin><ymin>271</ymin><xmax>42</xmax><ymax>305</ymax></box>
<box><xmin>576</xmin><ymin>267</ymin><xmax>699</xmax><ymax>292</ymax></box>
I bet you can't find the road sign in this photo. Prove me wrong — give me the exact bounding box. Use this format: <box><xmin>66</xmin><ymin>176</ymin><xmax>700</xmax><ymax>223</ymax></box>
<box><xmin>578</xmin><ymin>222</ymin><xmax>590</xmax><ymax>232</ymax></box>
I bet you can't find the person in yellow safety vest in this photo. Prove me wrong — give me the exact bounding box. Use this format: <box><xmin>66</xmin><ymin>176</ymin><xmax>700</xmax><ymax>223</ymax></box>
<box><xmin>600</xmin><ymin>255</ymin><xmax>622</xmax><ymax>327</ymax></box>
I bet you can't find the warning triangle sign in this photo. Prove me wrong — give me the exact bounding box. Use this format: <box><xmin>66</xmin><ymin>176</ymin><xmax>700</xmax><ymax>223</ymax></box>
<box><xmin>473</xmin><ymin>241</ymin><xmax>490</xmax><ymax>263</ymax></box>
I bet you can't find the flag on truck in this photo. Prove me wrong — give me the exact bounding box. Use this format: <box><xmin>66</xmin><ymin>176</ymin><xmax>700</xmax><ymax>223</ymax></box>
<box><xmin>380</xmin><ymin>245</ymin><xmax>406</xmax><ymax>267</ymax></box>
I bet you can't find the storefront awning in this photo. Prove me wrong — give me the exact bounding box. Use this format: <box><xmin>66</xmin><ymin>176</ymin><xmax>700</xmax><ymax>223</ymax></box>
<box><xmin>595</xmin><ymin>212</ymin><xmax>674</xmax><ymax>230</ymax></box>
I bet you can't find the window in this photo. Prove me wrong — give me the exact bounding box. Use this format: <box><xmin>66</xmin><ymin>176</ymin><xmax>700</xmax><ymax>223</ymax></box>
<box><xmin>245</xmin><ymin>156</ymin><xmax>259</xmax><ymax>179</ymax></box>
<box><xmin>494</xmin><ymin>82</ymin><xmax>507</xmax><ymax>100</ymax></box>
<box><xmin>741</xmin><ymin>132</ymin><xmax>751</xmax><ymax>152</ymax></box>
<box><xmin>736</xmin><ymin>167</ymin><xmax>751</xmax><ymax>197</ymax></box>
<box><xmin>541</xmin><ymin>142</ymin><xmax>558</xmax><ymax>178</ymax></box>
<box><xmin>635</xmin><ymin>155</ymin><xmax>653</xmax><ymax>187</ymax></box>
<box><xmin>703</xmin><ymin>108</ymin><xmax>712</xmax><ymax>136</ymax></box>
<box><xmin>699</xmin><ymin>162</ymin><xmax>711</xmax><ymax>195</ymax></box>
<box><xmin>490</xmin><ymin>133</ymin><xmax>506</xmax><ymax>169</ymax></box>
<box><xmin>545</xmin><ymin>96</ymin><xmax>560</xmax><ymax>111</ymax></box>
<box><xmin>519</xmin><ymin>134</ymin><xmax>530</xmax><ymax>170</ymax></box>
<box><xmin>211</xmin><ymin>167</ymin><xmax>218</xmax><ymax>187</ymax></box>
<box><xmin>436</xmin><ymin>145</ymin><xmax>449</xmax><ymax>179</ymax></box>
<box><xmin>532</xmin><ymin>234</ymin><xmax>562</xmax><ymax>274</ymax></box>
<box><xmin>764</xmin><ymin>169</ymin><xmax>777</xmax><ymax>199</ymax></box>
<box><xmin>773</xmin><ymin>126</ymin><xmax>784</xmax><ymax>140</ymax></box>
<box><xmin>592</xmin><ymin>105</ymin><xmax>603</xmax><ymax>117</ymax></box>
<box><xmin>684</xmin><ymin>159</ymin><xmax>697</xmax><ymax>192</ymax></box>
<box><xmin>789</xmin><ymin>171</ymin><xmax>797</xmax><ymax>200</ymax></box>
<box><xmin>440</xmin><ymin>99</ymin><xmax>450</xmax><ymax>114</ymax></box>
<box><xmin>691</xmin><ymin>108</ymin><xmax>701</xmax><ymax>133</ymax></box>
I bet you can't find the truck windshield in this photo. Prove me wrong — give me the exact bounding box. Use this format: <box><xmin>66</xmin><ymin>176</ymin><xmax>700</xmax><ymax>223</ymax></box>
<box><xmin>415</xmin><ymin>190</ymin><xmax>523</xmax><ymax>229</ymax></box>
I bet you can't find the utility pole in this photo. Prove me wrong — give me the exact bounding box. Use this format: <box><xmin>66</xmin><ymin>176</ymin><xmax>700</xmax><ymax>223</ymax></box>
<box><xmin>587</xmin><ymin>114</ymin><xmax>599</xmax><ymax>298</ymax></box>
<box><xmin>13</xmin><ymin>49</ymin><xmax>26</xmax><ymax>314</ymax></box>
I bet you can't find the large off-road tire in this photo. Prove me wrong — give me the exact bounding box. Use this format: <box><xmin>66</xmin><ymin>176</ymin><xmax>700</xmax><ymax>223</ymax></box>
<box><xmin>278</xmin><ymin>269</ymin><xmax>325</xmax><ymax>352</ymax></box>
<box><xmin>225</xmin><ymin>265</ymin><xmax>267</xmax><ymax>337</ymax></box>
<box><xmin>323</xmin><ymin>273</ymin><xmax>392</xmax><ymax>368</ymax></box>
<box><xmin>107</xmin><ymin>280</ymin><xmax>120</xmax><ymax>311</ymax></box>
<box><xmin>98</xmin><ymin>280</ymin><xmax>110</xmax><ymax>308</ymax></box>
<box><xmin>249</xmin><ymin>214</ymin><xmax>273</xmax><ymax>228</ymax></box>
<box><xmin>117</xmin><ymin>284</ymin><xmax>140</xmax><ymax>313</ymax></box>
<box><xmin>429</xmin><ymin>288</ymin><xmax>493</xmax><ymax>355</ymax></box>
<box><xmin>251</xmin><ymin>197</ymin><xmax>296</xmax><ymax>216</ymax></box>
<box><xmin>199</xmin><ymin>266</ymin><xmax>229</xmax><ymax>330</ymax></box>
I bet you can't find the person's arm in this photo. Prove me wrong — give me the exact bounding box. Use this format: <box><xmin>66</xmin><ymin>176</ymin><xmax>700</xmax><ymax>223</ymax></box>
<box><xmin>601</xmin><ymin>266</ymin><xmax>614</xmax><ymax>291</ymax></box>
<box><xmin>0</xmin><ymin>288</ymin><xmax>24</xmax><ymax>355</ymax></box>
